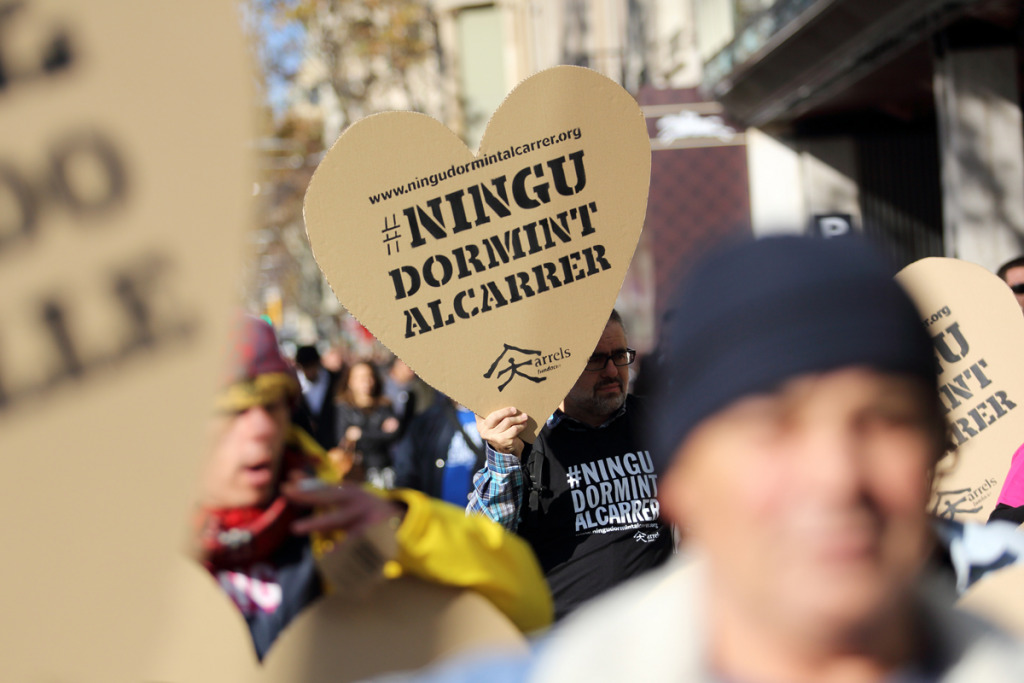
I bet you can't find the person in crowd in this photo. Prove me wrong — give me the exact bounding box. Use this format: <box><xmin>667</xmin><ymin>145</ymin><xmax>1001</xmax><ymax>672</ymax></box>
<box><xmin>988</xmin><ymin>258</ymin><xmax>1024</xmax><ymax>522</ymax></box>
<box><xmin>630</xmin><ymin>308</ymin><xmax>674</xmax><ymax>399</ymax></box>
<box><xmin>394</xmin><ymin>396</ymin><xmax>486</xmax><ymax>506</ymax></box>
<box><xmin>990</xmin><ymin>441</ymin><xmax>1024</xmax><ymax>525</ymax></box>
<box><xmin>467</xmin><ymin>310</ymin><xmax>673</xmax><ymax>620</ymax></box>
<box><xmin>335</xmin><ymin>360</ymin><xmax>400</xmax><ymax>489</ymax></box>
<box><xmin>997</xmin><ymin>255</ymin><xmax>1024</xmax><ymax>313</ymax></box>
<box><xmin>293</xmin><ymin>344</ymin><xmax>341</xmax><ymax>450</ymax></box>
<box><xmin>526</xmin><ymin>236</ymin><xmax>1024</xmax><ymax>682</ymax></box>
<box><xmin>384</xmin><ymin>356</ymin><xmax>438</xmax><ymax>432</ymax></box>
<box><xmin>196</xmin><ymin>316</ymin><xmax>553</xmax><ymax>661</ymax></box>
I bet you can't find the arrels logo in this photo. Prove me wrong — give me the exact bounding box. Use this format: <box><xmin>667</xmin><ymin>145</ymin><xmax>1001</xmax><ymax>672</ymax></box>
<box><xmin>483</xmin><ymin>342</ymin><xmax>571</xmax><ymax>391</ymax></box>
<box><xmin>932</xmin><ymin>477</ymin><xmax>1000</xmax><ymax>519</ymax></box>
<box><xmin>533</xmin><ymin>346</ymin><xmax>571</xmax><ymax>375</ymax></box>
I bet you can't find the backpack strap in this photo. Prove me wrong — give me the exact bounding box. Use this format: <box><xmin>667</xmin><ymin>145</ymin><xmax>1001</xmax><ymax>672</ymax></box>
<box><xmin>524</xmin><ymin>438</ymin><xmax>549</xmax><ymax>517</ymax></box>
<box><xmin>442</xmin><ymin>401</ymin><xmax>486</xmax><ymax>467</ymax></box>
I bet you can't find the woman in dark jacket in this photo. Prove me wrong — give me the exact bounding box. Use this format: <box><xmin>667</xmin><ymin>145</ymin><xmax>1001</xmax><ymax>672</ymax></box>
<box><xmin>334</xmin><ymin>360</ymin><xmax>401</xmax><ymax>489</ymax></box>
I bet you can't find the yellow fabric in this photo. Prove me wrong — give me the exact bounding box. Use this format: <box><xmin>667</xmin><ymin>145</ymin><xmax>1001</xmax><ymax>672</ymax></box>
<box><xmin>380</xmin><ymin>487</ymin><xmax>554</xmax><ymax>634</ymax></box>
<box><xmin>291</xmin><ymin>427</ymin><xmax>341</xmax><ymax>483</ymax></box>
<box><xmin>290</xmin><ymin>426</ymin><xmax>553</xmax><ymax>634</ymax></box>
<box><xmin>215</xmin><ymin>373</ymin><xmax>298</xmax><ymax>413</ymax></box>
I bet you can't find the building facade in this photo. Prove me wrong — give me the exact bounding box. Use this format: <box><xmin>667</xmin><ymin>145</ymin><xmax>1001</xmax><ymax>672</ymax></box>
<box><xmin>267</xmin><ymin>1</ymin><xmax>754</xmax><ymax>346</ymax></box>
<box><xmin>695</xmin><ymin>0</ymin><xmax>1024</xmax><ymax>272</ymax></box>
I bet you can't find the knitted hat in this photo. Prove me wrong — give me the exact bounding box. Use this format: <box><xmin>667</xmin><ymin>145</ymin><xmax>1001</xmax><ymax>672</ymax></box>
<box><xmin>649</xmin><ymin>235</ymin><xmax>935</xmax><ymax>472</ymax></box>
<box><xmin>215</xmin><ymin>315</ymin><xmax>299</xmax><ymax>412</ymax></box>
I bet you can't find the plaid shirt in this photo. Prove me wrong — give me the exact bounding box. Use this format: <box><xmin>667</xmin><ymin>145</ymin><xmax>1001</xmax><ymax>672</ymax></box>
<box><xmin>466</xmin><ymin>406</ymin><xmax>628</xmax><ymax>530</ymax></box>
<box><xmin>466</xmin><ymin>444</ymin><xmax>526</xmax><ymax>530</ymax></box>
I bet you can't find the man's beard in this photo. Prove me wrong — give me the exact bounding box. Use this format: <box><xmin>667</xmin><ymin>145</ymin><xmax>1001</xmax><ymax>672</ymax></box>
<box><xmin>569</xmin><ymin>378</ymin><xmax>626</xmax><ymax>419</ymax></box>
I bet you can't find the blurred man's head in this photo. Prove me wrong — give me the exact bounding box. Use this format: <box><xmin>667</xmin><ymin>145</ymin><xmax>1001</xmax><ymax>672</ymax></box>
<box><xmin>563</xmin><ymin>310</ymin><xmax>633</xmax><ymax>427</ymax></box>
<box><xmin>652</xmin><ymin>237</ymin><xmax>943</xmax><ymax>659</ymax></box>
<box><xmin>997</xmin><ymin>256</ymin><xmax>1024</xmax><ymax>312</ymax></box>
<box><xmin>294</xmin><ymin>345</ymin><xmax>323</xmax><ymax>382</ymax></box>
<box><xmin>202</xmin><ymin>317</ymin><xmax>299</xmax><ymax>509</ymax></box>
<box><xmin>388</xmin><ymin>357</ymin><xmax>416</xmax><ymax>385</ymax></box>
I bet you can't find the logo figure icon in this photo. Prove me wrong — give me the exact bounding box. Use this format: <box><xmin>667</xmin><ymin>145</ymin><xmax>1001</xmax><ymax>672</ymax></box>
<box><xmin>483</xmin><ymin>343</ymin><xmax>548</xmax><ymax>392</ymax></box>
<box><xmin>932</xmin><ymin>488</ymin><xmax>983</xmax><ymax>519</ymax></box>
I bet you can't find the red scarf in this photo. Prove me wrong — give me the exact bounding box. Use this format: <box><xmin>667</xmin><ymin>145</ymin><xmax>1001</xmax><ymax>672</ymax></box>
<box><xmin>198</xmin><ymin>446</ymin><xmax>313</xmax><ymax>570</ymax></box>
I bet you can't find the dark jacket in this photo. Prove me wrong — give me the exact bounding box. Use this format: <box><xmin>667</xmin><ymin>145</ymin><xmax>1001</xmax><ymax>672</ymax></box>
<box><xmin>394</xmin><ymin>400</ymin><xmax>486</xmax><ymax>499</ymax></box>
<box><xmin>293</xmin><ymin>369</ymin><xmax>341</xmax><ymax>450</ymax></box>
<box><xmin>335</xmin><ymin>401</ymin><xmax>399</xmax><ymax>471</ymax></box>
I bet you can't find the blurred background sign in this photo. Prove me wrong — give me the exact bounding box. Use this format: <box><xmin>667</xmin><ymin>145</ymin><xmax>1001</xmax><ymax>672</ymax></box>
<box><xmin>0</xmin><ymin>1</ymin><xmax>253</xmax><ymax>679</ymax></box>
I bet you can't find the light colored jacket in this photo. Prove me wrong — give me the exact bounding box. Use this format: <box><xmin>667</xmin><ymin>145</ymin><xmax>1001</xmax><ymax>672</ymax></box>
<box><xmin>531</xmin><ymin>556</ymin><xmax>1024</xmax><ymax>682</ymax></box>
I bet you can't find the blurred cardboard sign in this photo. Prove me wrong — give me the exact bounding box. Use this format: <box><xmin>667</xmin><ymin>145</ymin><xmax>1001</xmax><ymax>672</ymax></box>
<box><xmin>0</xmin><ymin>0</ymin><xmax>253</xmax><ymax>679</ymax></box>
<box><xmin>304</xmin><ymin>66</ymin><xmax>651</xmax><ymax>439</ymax></box>
<box><xmin>896</xmin><ymin>258</ymin><xmax>1024</xmax><ymax>522</ymax></box>
<box><xmin>146</xmin><ymin>560</ymin><xmax>527</xmax><ymax>683</ymax></box>
<box><xmin>2</xmin><ymin>3</ymin><xmax>532</xmax><ymax>680</ymax></box>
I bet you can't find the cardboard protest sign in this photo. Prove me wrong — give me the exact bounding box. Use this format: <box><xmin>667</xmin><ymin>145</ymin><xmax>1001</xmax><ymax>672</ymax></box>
<box><xmin>0</xmin><ymin>1</ymin><xmax>253</xmax><ymax>679</ymax></box>
<box><xmin>3</xmin><ymin>3</ymin><xmax>534</xmax><ymax>680</ymax></box>
<box><xmin>304</xmin><ymin>66</ymin><xmax>651</xmax><ymax>438</ymax></box>
<box><xmin>147</xmin><ymin>559</ymin><xmax>528</xmax><ymax>683</ymax></box>
<box><xmin>896</xmin><ymin>258</ymin><xmax>1024</xmax><ymax>523</ymax></box>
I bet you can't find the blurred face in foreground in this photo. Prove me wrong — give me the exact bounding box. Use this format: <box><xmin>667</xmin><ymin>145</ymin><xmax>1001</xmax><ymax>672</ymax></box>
<box><xmin>660</xmin><ymin>368</ymin><xmax>937</xmax><ymax>659</ymax></box>
<box><xmin>201</xmin><ymin>399</ymin><xmax>291</xmax><ymax>509</ymax></box>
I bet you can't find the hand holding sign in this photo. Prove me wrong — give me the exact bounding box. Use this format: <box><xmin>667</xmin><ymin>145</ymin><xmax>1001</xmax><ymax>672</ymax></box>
<box><xmin>304</xmin><ymin>66</ymin><xmax>651</xmax><ymax>439</ymax></box>
<box><xmin>476</xmin><ymin>407</ymin><xmax>530</xmax><ymax>458</ymax></box>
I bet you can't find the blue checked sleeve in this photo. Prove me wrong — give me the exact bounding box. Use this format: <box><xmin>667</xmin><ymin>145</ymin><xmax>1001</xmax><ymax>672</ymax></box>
<box><xmin>466</xmin><ymin>443</ymin><xmax>525</xmax><ymax>531</ymax></box>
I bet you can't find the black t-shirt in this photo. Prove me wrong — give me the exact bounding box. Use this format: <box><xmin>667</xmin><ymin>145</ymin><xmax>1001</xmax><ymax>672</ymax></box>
<box><xmin>518</xmin><ymin>395</ymin><xmax>673</xmax><ymax>619</ymax></box>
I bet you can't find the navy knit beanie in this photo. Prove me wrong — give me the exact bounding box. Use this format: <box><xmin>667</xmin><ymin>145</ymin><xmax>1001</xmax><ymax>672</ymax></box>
<box><xmin>649</xmin><ymin>235</ymin><xmax>935</xmax><ymax>473</ymax></box>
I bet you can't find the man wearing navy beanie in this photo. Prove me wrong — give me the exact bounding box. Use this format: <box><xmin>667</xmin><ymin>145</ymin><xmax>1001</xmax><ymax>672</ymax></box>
<box><xmin>530</xmin><ymin>236</ymin><xmax>1024</xmax><ymax>683</ymax></box>
<box><xmin>649</xmin><ymin>235</ymin><xmax>937</xmax><ymax>468</ymax></box>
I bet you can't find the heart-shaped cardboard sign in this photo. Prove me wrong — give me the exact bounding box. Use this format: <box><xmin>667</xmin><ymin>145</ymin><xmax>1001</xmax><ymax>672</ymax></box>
<box><xmin>304</xmin><ymin>66</ymin><xmax>651</xmax><ymax>438</ymax></box>
<box><xmin>896</xmin><ymin>258</ymin><xmax>1024</xmax><ymax>523</ymax></box>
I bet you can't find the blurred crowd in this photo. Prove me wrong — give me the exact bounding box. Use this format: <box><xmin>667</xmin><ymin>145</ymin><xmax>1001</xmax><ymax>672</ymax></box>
<box><xmin>197</xmin><ymin>236</ymin><xmax>1024</xmax><ymax>682</ymax></box>
<box><xmin>286</xmin><ymin>341</ymin><xmax>488</xmax><ymax>504</ymax></box>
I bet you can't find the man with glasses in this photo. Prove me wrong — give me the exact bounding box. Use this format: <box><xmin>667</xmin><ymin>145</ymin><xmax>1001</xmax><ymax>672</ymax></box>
<box><xmin>467</xmin><ymin>310</ymin><xmax>673</xmax><ymax>619</ymax></box>
<box><xmin>997</xmin><ymin>256</ymin><xmax>1024</xmax><ymax>312</ymax></box>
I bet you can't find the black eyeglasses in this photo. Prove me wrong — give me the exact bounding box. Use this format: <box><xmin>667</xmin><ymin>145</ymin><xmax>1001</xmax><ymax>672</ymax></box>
<box><xmin>1011</xmin><ymin>284</ymin><xmax>1024</xmax><ymax>295</ymax></box>
<box><xmin>583</xmin><ymin>348</ymin><xmax>636</xmax><ymax>372</ymax></box>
